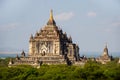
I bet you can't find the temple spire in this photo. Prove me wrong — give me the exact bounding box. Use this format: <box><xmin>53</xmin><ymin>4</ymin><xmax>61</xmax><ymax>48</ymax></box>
<box><xmin>105</xmin><ymin>42</ymin><xmax>107</xmax><ymax>48</ymax></box>
<box><xmin>50</xmin><ymin>10</ymin><xmax>53</xmax><ymax>21</ymax></box>
<box><xmin>30</xmin><ymin>34</ymin><xmax>33</xmax><ymax>39</ymax></box>
<box><xmin>103</xmin><ymin>43</ymin><xmax>109</xmax><ymax>56</ymax></box>
<box><xmin>47</xmin><ymin>9</ymin><xmax>56</xmax><ymax>25</ymax></box>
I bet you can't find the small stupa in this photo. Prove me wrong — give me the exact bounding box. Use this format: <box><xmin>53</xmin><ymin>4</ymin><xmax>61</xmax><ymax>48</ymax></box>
<box><xmin>96</xmin><ymin>43</ymin><xmax>111</xmax><ymax>64</ymax></box>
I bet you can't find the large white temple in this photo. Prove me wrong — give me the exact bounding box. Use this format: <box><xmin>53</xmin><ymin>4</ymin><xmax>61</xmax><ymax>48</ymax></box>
<box><xmin>8</xmin><ymin>10</ymin><xmax>80</xmax><ymax>67</ymax></box>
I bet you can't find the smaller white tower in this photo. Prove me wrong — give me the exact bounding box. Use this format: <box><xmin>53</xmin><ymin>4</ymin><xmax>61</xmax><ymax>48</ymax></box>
<box><xmin>29</xmin><ymin>34</ymin><xmax>34</xmax><ymax>56</ymax></box>
<box><xmin>8</xmin><ymin>58</ymin><xmax>13</xmax><ymax>67</ymax></box>
<box><xmin>118</xmin><ymin>58</ymin><xmax>120</xmax><ymax>64</ymax></box>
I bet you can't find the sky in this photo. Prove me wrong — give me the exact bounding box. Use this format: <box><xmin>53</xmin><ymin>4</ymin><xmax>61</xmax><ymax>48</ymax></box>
<box><xmin>0</xmin><ymin>0</ymin><xmax>120</xmax><ymax>53</ymax></box>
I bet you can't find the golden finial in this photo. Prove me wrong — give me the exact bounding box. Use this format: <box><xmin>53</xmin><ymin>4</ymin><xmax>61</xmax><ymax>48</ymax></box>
<box><xmin>49</xmin><ymin>9</ymin><xmax>53</xmax><ymax>21</ymax></box>
<box><xmin>47</xmin><ymin>9</ymin><xmax>56</xmax><ymax>25</ymax></box>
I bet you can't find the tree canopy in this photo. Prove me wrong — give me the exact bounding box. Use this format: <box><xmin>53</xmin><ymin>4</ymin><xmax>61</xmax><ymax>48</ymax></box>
<box><xmin>0</xmin><ymin>58</ymin><xmax>120</xmax><ymax>80</ymax></box>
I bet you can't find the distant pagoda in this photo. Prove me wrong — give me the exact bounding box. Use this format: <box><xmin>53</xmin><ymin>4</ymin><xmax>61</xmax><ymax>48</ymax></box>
<box><xmin>96</xmin><ymin>44</ymin><xmax>111</xmax><ymax>64</ymax></box>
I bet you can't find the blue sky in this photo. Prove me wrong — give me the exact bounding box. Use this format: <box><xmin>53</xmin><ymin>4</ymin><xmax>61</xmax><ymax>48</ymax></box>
<box><xmin>0</xmin><ymin>0</ymin><xmax>120</xmax><ymax>53</ymax></box>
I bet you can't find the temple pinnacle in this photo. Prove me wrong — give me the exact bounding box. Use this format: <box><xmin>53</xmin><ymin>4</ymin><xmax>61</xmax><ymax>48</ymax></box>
<box><xmin>47</xmin><ymin>9</ymin><xmax>56</xmax><ymax>25</ymax></box>
<box><xmin>49</xmin><ymin>9</ymin><xmax>53</xmax><ymax>21</ymax></box>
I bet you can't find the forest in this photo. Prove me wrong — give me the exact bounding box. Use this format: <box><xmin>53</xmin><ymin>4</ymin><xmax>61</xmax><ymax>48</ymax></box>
<box><xmin>0</xmin><ymin>57</ymin><xmax>120</xmax><ymax>80</ymax></box>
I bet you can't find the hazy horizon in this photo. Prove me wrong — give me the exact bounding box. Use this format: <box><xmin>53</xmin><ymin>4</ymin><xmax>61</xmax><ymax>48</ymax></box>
<box><xmin>0</xmin><ymin>52</ymin><xmax>120</xmax><ymax>58</ymax></box>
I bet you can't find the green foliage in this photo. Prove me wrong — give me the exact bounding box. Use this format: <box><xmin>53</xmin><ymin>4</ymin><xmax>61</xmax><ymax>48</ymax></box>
<box><xmin>0</xmin><ymin>58</ymin><xmax>11</xmax><ymax>67</ymax></box>
<box><xmin>0</xmin><ymin>58</ymin><xmax>120</xmax><ymax>80</ymax></box>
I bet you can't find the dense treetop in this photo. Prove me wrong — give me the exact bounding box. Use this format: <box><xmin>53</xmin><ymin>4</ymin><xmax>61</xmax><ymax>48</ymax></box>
<box><xmin>0</xmin><ymin>58</ymin><xmax>120</xmax><ymax>80</ymax></box>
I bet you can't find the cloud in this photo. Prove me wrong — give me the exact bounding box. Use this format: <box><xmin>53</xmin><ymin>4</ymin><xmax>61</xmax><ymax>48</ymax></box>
<box><xmin>112</xmin><ymin>22</ymin><xmax>120</xmax><ymax>26</ymax></box>
<box><xmin>103</xmin><ymin>28</ymin><xmax>113</xmax><ymax>33</ymax></box>
<box><xmin>54</xmin><ymin>12</ymin><xmax>74</xmax><ymax>21</ymax></box>
<box><xmin>87</xmin><ymin>12</ymin><xmax>96</xmax><ymax>17</ymax></box>
<box><xmin>0</xmin><ymin>23</ymin><xmax>18</xmax><ymax>31</ymax></box>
